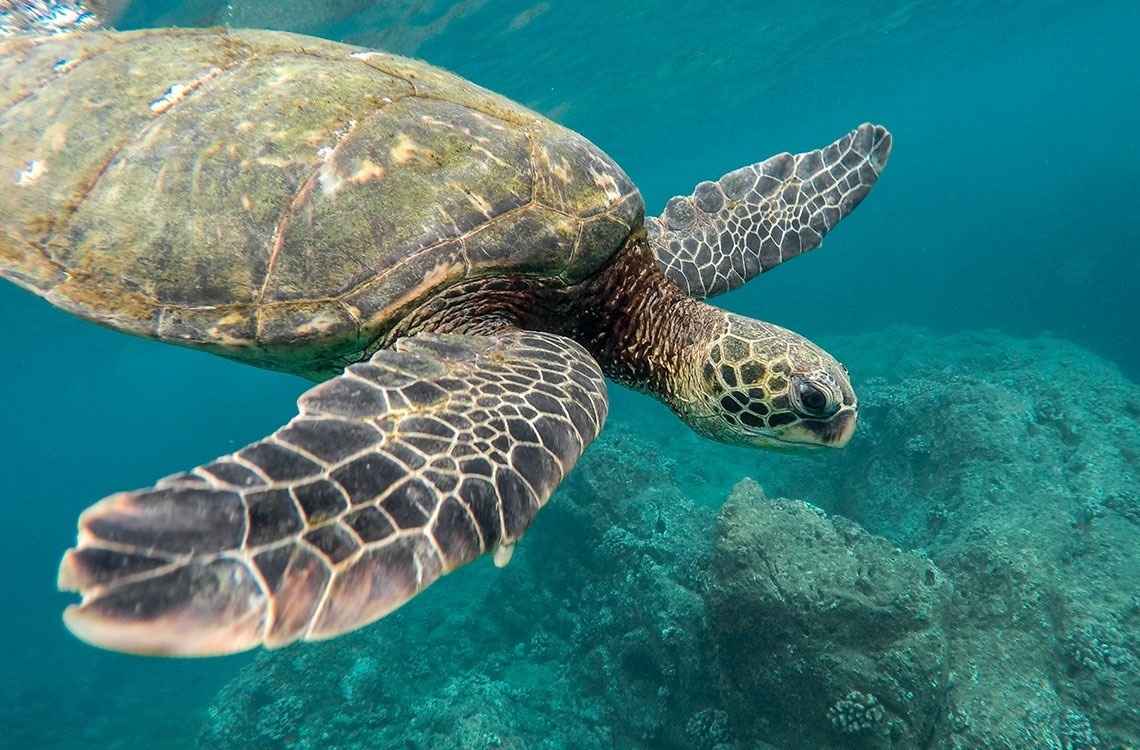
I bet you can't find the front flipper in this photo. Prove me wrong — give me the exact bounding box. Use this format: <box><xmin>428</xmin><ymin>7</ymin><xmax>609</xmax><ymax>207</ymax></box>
<box><xmin>58</xmin><ymin>331</ymin><xmax>607</xmax><ymax>656</ymax></box>
<box><xmin>647</xmin><ymin>123</ymin><xmax>892</xmax><ymax>298</ymax></box>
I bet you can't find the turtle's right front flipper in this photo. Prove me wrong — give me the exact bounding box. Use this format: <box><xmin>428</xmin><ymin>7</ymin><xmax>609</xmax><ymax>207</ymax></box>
<box><xmin>58</xmin><ymin>330</ymin><xmax>607</xmax><ymax>656</ymax></box>
<box><xmin>647</xmin><ymin>123</ymin><xmax>891</xmax><ymax>298</ymax></box>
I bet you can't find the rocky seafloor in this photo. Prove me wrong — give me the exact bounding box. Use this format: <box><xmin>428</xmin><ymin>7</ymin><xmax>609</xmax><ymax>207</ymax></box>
<box><xmin>199</xmin><ymin>327</ymin><xmax>1139</xmax><ymax>750</ymax></box>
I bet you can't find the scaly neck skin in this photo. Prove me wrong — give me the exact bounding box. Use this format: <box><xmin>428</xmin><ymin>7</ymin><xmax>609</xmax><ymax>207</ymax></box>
<box><xmin>389</xmin><ymin>230</ymin><xmax>724</xmax><ymax>409</ymax></box>
<box><xmin>542</xmin><ymin>231</ymin><xmax>724</xmax><ymax>399</ymax></box>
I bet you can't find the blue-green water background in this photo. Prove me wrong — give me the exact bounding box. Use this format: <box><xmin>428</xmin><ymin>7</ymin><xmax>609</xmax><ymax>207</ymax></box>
<box><xmin>1</xmin><ymin>1</ymin><xmax>1137</xmax><ymax>747</ymax></box>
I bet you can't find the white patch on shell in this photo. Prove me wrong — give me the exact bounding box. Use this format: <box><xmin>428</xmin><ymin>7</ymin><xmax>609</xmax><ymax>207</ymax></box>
<box><xmin>207</xmin><ymin>312</ymin><xmax>257</xmax><ymax>345</ymax></box>
<box><xmin>15</xmin><ymin>159</ymin><xmax>46</xmax><ymax>186</ymax></box>
<box><xmin>43</xmin><ymin>121</ymin><xmax>69</xmax><ymax>151</ymax></box>
<box><xmin>253</xmin><ymin>155</ymin><xmax>292</xmax><ymax>169</ymax></box>
<box><xmin>540</xmin><ymin>149</ymin><xmax>574</xmax><ymax>185</ymax></box>
<box><xmin>266</xmin><ymin>69</ymin><xmax>295</xmax><ymax>88</ymax></box>
<box><xmin>148</xmin><ymin>67</ymin><xmax>223</xmax><ymax>114</ymax></box>
<box><xmin>420</xmin><ymin>115</ymin><xmax>509</xmax><ymax>169</ymax></box>
<box><xmin>316</xmin><ymin>120</ymin><xmax>360</xmax><ymax>195</ymax></box>
<box><xmin>473</xmin><ymin>146</ymin><xmax>509</xmax><ymax>169</ymax></box>
<box><xmin>391</xmin><ymin>134</ymin><xmax>417</xmax><ymax>165</ymax></box>
<box><xmin>445</xmin><ymin>181</ymin><xmax>494</xmax><ymax>218</ymax></box>
<box><xmin>466</xmin><ymin>192</ymin><xmax>495</xmax><ymax>218</ymax></box>
<box><xmin>349</xmin><ymin>50</ymin><xmax>383</xmax><ymax>62</ymax></box>
<box><xmin>292</xmin><ymin>311</ymin><xmax>346</xmax><ymax>338</ymax></box>
<box><xmin>52</xmin><ymin>57</ymin><xmax>80</xmax><ymax>74</ymax></box>
<box><xmin>349</xmin><ymin>158</ymin><xmax>385</xmax><ymax>184</ymax></box>
<box><xmin>421</xmin><ymin>115</ymin><xmax>460</xmax><ymax>132</ymax></box>
<box><xmin>589</xmin><ymin>166</ymin><xmax>622</xmax><ymax>203</ymax></box>
<box><xmin>391</xmin><ymin>133</ymin><xmax>444</xmax><ymax>169</ymax></box>
<box><xmin>317</xmin><ymin>155</ymin><xmax>340</xmax><ymax>194</ymax></box>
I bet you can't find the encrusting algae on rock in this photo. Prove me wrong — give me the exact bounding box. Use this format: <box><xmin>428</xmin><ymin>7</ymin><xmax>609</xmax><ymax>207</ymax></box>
<box><xmin>194</xmin><ymin>328</ymin><xmax>1138</xmax><ymax>750</ymax></box>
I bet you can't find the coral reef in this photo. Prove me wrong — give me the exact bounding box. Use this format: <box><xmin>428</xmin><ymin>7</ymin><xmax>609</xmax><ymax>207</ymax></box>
<box><xmin>741</xmin><ymin>328</ymin><xmax>1140</xmax><ymax>749</ymax></box>
<box><xmin>829</xmin><ymin>691</ymin><xmax>887</xmax><ymax>735</ymax></box>
<box><xmin>1104</xmin><ymin>491</ymin><xmax>1140</xmax><ymax>525</ymax></box>
<box><xmin>200</xmin><ymin>420</ymin><xmax>720</xmax><ymax>750</ymax></box>
<box><xmin>200</xmin><ymin>328</ymin><xmax>1139</xmax><ymax>749</ymax></box>
<box><xmin>1063</xmin><ymin>624</ymin><xmax>1135</xmax><ymax>674</ymax></box>
<box><xmin>706</xmin><ymin>480</ymin><xmax>952</xmax><ymax>749</ymax></box>
<box><xmin>1058</xmin><ymin>709</ymin><xmax>1102</xmax><ymax>750</ymax></box>
<box><xmin>684</xmin><ymin>708</ymin><xmax>733</xmax><ymax>749</ymax></box>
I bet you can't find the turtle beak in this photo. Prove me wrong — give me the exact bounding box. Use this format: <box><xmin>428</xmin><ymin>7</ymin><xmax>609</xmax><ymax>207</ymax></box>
<box><xmin>829</xmin><ymin>408</ymin><xmax>858</xmax><ymax>448</ymax></box>
<box><xmin>766</xmin><ymin>407</ymin><xmax>857</xmax><ymax>451</ymax></box>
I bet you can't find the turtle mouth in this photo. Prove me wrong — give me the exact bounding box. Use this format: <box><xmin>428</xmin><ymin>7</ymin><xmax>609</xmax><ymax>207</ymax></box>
<box><xmin>758</xmin><ymin>439</ymin><xmax>829</xmax><ymax>454</ymax></box>
<box><xmin>826</xmin><ymin>408</ymin><xmax>858</xmax><ymax>448</ymax></box>
<box><xmin>764</xmin><ymin>408</ymin><xmax>858</xmax><ymax>451</ymax></box>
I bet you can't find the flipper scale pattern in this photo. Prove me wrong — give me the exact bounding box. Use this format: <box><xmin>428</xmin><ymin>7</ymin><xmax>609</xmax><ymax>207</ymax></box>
<box><xmin>647</xmin><ymin>123</ymin><xmax>891</xmax><ymax>298</ymax></box>
<box><xmin>58</xmin><ymin>330</ymin><xmax>607</xmax><ymax>655</ymax></box>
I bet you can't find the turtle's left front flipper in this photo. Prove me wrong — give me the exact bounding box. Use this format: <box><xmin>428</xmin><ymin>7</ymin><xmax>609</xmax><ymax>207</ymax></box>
<box><xmin>647</xmin><ymin>123</ymin><xmax>891</xmax><ymax>298</ymax></box>
<box><xmin>58</xmin><ymin>331</ymin><xmax>607</xmax><ymax>656</ymax></box>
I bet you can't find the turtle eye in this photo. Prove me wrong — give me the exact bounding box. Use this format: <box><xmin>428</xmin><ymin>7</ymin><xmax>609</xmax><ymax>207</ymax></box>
<box><xmin>793</xmin><ymin>377</ymin><xmax>837</xmax><ymax>417</ymax></box>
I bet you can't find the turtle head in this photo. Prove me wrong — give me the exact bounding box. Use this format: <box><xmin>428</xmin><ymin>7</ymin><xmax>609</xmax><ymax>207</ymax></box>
<box><xmin>675</xmin><ymin>313</ymin><xmax>857</xmax><ymax>451</ymax></box>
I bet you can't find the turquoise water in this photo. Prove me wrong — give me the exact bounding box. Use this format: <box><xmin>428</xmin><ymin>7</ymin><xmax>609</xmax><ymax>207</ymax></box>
<box><xmin>1</xmin><ymin>1</ymin><xmax>1138</xmax><ymax>748</ymax></box>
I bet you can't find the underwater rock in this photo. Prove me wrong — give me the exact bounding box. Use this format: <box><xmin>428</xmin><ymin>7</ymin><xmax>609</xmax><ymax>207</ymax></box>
<box><xmin>199</xmin><ymin>327</ymin><xmax>1139</xmax><ymax>749</ymax></box>
<box><xmin>748</xmin><ymin>327</ymin><xmax>1140</xmax><ymax>749</ymax></box>
<box><xmin>200</xmin><ymin>421</ymin><xmax>721</xmax><ymax>750</ymax></box>
<box><xmin>705</xmin><ymin>478</ymin><xmax>952</xmax><ymax>749</ymax></box>
<box><xmin>683</xmin><ymin>707</ymin><xmax>733</xmax><ymax>749</ymax></box>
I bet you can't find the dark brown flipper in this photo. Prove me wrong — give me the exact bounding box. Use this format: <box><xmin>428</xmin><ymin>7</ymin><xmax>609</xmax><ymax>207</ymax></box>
<box><xmin>647</xmin><ymin>123</ymin><xmax>892</xmax><ymax>299</ymax></box>
<box><xmin>58</xmin><ymin>331</ymin><xmax>607</xmax><ymax>655</ymax></box>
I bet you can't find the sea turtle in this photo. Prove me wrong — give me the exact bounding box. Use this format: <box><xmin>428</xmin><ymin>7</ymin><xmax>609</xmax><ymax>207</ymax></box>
<box><xmin>0</xmin><ymin>2</ymin><xmax>890</xmax><ymax>656</ymax></box>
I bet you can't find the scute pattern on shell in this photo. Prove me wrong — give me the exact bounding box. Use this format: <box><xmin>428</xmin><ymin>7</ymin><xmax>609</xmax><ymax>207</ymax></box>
<box><xmin>0</xmin><ymin>28</ymin><xmax>640</xmax><ymax>376</ymax></box>
<box><xmin>59</xmin><ymin>330</ymin><xmax>608</xmax><ymax>655</ymax></box>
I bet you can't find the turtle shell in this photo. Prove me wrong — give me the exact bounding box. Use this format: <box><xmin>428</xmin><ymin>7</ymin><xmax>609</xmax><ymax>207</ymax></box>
<box><xmin>0</xmin><ymin>28</ymin><xmax>642</xmax><ymax>375</ymax></box>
